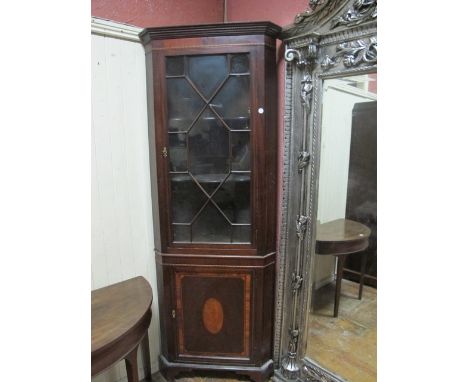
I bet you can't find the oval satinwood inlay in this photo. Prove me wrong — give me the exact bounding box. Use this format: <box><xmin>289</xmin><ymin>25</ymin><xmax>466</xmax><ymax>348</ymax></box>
<box><xmin>202</xmin><ymin>298</ymin><xmax>224</xmax><ymax>334</ymax></box>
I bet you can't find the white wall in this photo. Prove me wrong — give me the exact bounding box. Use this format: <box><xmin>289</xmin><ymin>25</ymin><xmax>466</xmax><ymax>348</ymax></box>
<box><xmin>91</xmin><ymin>18</ymin><xmax>160</xmax><ymax>382</ymax></box>
<box><xmin>314</xmin><ymin>77</ymin><xmax>376</xmax><ymax>287</ymax></box>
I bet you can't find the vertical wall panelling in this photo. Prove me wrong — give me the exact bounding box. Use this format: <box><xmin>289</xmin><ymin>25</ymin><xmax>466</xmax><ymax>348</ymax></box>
<box><xmin>91</xmin><ymin>18</ymin><xmax>160</xmax><ymax>382</ymax></box>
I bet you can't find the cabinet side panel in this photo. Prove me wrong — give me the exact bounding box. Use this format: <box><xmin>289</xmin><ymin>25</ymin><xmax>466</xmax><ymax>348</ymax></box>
<box><xmin>145</xmin><ymin>48</ymin><xmax>162</xmax><ymax>253</ymax></box>
<box><xmin>145</xmin><ymin>48</ymin><xmax>168</xmax><ymax>360</ymax></box>
<box><xmin>265</xmin><ymin>46</ymin><xmax>278</xmax><ymax>254</ymax></box>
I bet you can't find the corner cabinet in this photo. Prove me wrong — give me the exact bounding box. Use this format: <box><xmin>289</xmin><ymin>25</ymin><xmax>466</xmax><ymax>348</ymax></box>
<box><xmin>140</xmin><ymin>22</ymin><xmax>281</xmax><ymax>382</ymax></box>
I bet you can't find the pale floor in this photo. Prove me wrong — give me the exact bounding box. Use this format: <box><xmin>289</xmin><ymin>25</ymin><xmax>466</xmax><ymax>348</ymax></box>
<box><xmin>306</xmin><ymin>279</ymin><xmax>377</xmax><ymax>382</ymax></box>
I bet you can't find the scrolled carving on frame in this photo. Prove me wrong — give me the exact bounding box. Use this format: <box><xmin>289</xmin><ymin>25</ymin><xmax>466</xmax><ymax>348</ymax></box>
<box><xmin>331</xmin><ymin>0</ymin><xmax>377</xmax><ymax>29</ymax></box>
<box><xmin>320</xmin><ymin>55</ymin><xmax>337</xmax><ymax>70</ymax></box>
<box><xmin>321</xmin><ymin>36</ymin><xmax>377</xmax><ymax>70</ymax></box>
<box><xmin>293</xmin><ymin>0</ymin><xmax>346</xmax><ymax>29</ymax></box>
<box><xmin>285</xmin><ymin>44</ymin><xmax>318</xmax><ymax>68</ymax></box>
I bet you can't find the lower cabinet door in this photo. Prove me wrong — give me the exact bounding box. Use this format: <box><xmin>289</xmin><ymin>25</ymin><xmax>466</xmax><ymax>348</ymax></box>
<box><xmin>174</xmin><ymin>269</ymin><xmax>252</xmax><ymax>361</ymax></box>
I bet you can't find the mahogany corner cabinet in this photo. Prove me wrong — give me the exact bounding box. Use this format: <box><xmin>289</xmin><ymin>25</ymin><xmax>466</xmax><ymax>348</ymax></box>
<box><xmin>140</xmin><ymin>22</ymin><xmax>281</xmax><ymax>382</ymax></box>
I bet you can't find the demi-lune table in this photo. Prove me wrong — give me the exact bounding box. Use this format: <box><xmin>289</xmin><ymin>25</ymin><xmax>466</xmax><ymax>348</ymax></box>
<box><xmin>315</xmin><ymin>218</ymin><xmax>371</xmax><ymax>317</ymax></box>
<box><xmin>92</xmin><ymin>276</ymin><xmax>153</xmax><ymax>381</ymax></box>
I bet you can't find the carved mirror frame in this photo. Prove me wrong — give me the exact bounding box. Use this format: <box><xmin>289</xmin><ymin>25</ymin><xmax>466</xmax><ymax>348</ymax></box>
<box><xmin>272</xmin><ymin>1</ymin><xmax>377</xmax><ymax>381</ymax></box>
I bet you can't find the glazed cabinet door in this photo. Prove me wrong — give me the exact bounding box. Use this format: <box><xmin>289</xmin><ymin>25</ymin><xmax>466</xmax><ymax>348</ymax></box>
<box><xmin>162</xmin><ymin>52</ymin><xmax>254</xmax><ymax>248</ymax></box>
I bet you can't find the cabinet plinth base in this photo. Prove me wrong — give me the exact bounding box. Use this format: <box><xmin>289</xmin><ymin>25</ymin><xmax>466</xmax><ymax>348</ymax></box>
<box><xmin>159</xmin><ymin>355</ymin><xmax>273</xmax><ymax>382</ymax></box>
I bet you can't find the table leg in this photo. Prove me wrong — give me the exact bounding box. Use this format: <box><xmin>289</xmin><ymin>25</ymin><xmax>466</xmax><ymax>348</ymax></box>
<box><xmin>334</xmin><ymin>256</ymin><xmax>346</xmax><ymax>318</ymax></box>
<box><xmin>141</xmin><ymin>331</ymin><xmax>152</xmax><ymax>380</ymax></box>
<box><xmin>125</xmin><ymin>347</ymin><xmax>139</xmax><ymax>382</ymax></box>
<box><xmin>359</xmin><ymin>251</ymin><xmax>368</xmax><ymax>300</ymax></box>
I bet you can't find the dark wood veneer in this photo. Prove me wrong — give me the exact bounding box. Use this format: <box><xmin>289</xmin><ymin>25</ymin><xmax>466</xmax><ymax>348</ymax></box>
<box><xmin>142</xmin><ymin>22</ymin><xmax>280</xmax><ymax>382</ymax></box>
<box><xmin>91</xmin><ymin>277</ymin><xmax>153</xmax><ymax>380</ymax></box>
<box><xmin>176</xmin><ymin>272</ymin><xmax>251</xmax><ymax>357</ymax></box>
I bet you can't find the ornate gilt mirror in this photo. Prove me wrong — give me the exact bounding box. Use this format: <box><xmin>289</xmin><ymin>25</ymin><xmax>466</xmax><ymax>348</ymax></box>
<box><xmin>273</xmin><ymin>1</ymin><xmax>377</xmax><ymax>381</ymax></box>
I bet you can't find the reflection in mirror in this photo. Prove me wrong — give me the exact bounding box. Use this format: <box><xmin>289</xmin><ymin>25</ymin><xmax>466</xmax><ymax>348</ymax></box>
<box><xmin>307</xmin><ymin>73</ymin><xmax>377</xmax><ymax>382</ymax></box>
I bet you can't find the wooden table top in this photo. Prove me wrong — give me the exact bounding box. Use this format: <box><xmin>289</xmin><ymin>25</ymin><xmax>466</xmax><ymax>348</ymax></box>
<box><xmin>91</xmin><ymin>276</ymin><xmax>153</xmax><ymax>354</ymax></box>
<box><xmin>315</xmin><ymin>218</ymin><xmax>371</xmax><ymax>256</ymax></box>
<box><xmin>316</xmin><ymin>218</ymin><xmax>371</xmax><ymax>242</ymax></box>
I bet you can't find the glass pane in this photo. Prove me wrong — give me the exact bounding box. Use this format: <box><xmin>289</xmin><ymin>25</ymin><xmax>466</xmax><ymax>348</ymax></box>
<box><xmin>173</xmin><ymin>224</ymin><xmax>190</xmax><ymax>242</ymax></box>
<box><xmin>165</xmin><ymin>53</ymin><xmax>252</xmax><ymax>245</ymax></box>
<box><xmin>166</xmin><ymin>56</ymin><xmax>184</xmax><ymax>76</ymax></box>
<box><xmin>213</xmin><ymin>173</ymin><xmax>250</xmax><ymax>224</ymax></box>
<box><xmin>168</xmin><ymin>133</ymin><xmax>187</xmax><ymax>172</ymax></box>
<box><xmin>188</xmin><ymin>109</ymin><xmax>229</xmax><ymax>194</ymax></box>
<box><xmin>231</xmin><ymin>132</ymin><xmax>250</xmax><ymax>171</ymax></box>
<box><xmin>308</xmin><ymin>73</ymin><xmax>377</xmax><ymax>382</ymax></box>
<box><xmin>231</xmin><ymin>54</ymin><xmax>249</xmax><ymax>74</ymax></box>
<box><xmin>212</xmin><ymin>76</ymin><xmax>250</xmax><ymax>130</ymax></box>
<box><xmin>187</xmin><ymin>55</ymin><xmax>228</xmax><ymax>98</ymax></box>
<box><xmin>232</xmin><ymin>225</ymin><xmax>250</xmax><ymax>243</ymax></box>
<box><xmin>191</xmin><ymin>173</ymin><xmax>227</xmax><ymax>197</ymax></box>
<box><xmin>192</xmin><ymin>203</ymin><xmax>231</xmax><ymax>243</ymax></box>
<box><xmin>171</xmin><ymin>174</ymin><xmax>207</xmax><ymax>223</ymax></box>
<box><xmin>167</xmin><ymin>78</ymin><xmax>205</xmax><ymax>132</ymax></box>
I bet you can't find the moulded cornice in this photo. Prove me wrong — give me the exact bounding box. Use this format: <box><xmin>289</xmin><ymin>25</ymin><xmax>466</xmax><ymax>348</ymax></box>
<box><xmin>139</xmin><ymin>22</ymin><xmax>282</xmax><ymax>44</ymax></box>
<box><xmin>91</xmin><ymin>17</ymin><xmax>143</xmax><ymax>42</ymax></box>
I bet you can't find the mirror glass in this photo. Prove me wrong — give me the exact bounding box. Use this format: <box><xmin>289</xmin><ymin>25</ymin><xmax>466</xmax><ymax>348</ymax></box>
<box><xmin>306</xmin><ymin>73</ymin><xmax>377</xmax><ymax>382</ymax></box>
